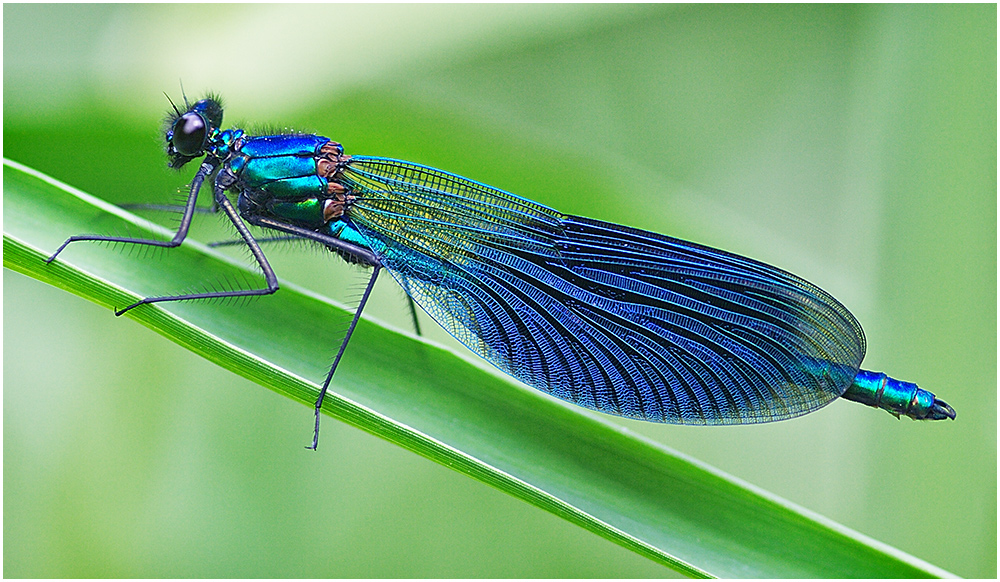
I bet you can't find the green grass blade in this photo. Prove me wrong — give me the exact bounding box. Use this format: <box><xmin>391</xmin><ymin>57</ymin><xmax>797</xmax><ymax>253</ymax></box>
<box><xmin>3</xmin><ymin>159</ymin><xmax>954</xmax><ymax>578</ymax></box>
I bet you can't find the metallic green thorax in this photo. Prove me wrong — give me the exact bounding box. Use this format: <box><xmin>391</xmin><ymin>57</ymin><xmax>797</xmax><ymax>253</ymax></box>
<box><xmin>223</xmin><ymin>134</ymin><xmax>354</xmax><ymax>233</ymax></box>
<box><xmin>229</xmin><ymin>134</ymin><xmax>331</xmax><ymax>200</ymax></box>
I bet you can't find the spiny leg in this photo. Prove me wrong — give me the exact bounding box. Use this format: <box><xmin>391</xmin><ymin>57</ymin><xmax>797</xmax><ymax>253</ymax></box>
<box><xmin>115</xmin><ymin>182</ymin><xmax>280</xmax><ymax>315</ymax></box>
<box><xmin>119</xmin><ymin>204</ymin><xmax>218</xmax><ymax>214</ymax></box>
<box><xmin>235</xmin><ymin>214</ymin><xmax>385</xmax><ymax>450</ymax></box>
<box><xmin>309</xmin><ymin>264</ymin><xmax>381</xmax><ymax>450</ymax></box>
<box><xmin>46</xmin><ymin>161</ymin><xmax>216</xmax><ymax>264</ymax></box>
<box><xmin>208</xmin><ymin>235</ymin><xmax>302</xmax><ymax>248</ymax></box>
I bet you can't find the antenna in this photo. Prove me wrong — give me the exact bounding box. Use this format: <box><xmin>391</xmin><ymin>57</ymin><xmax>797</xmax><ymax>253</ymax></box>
<box><xmin>163</xmin><ymin>91</ymin><xmax>181</xmax><ymax>117</ymax></box>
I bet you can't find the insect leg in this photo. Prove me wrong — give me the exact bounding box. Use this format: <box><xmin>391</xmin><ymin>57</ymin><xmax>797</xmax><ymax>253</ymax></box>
<box><xmin>208</xmin><ymin>235</ymin><xmax>301</xmax><ymax>248</ymax></box>
<box><xmin>235</xmin><ymin>215</ymin><xmax>385</xmax><ymax>450</ymax></box>
<box><xmin>46</xmin><ymin>160</ymin><xmax>217</xmax><ymax>264</ymax></box>
<box><xmin>119</xmin><ymin>204</ymin><xmax>217</xmax><ymax>214</ymax></box>
<box><xmin>113</xmin><ymin>180</ymin><xmax>280</xmax><ymax>316</ymax></box>
<box><xmin>308</xmin><ymin>264</ymin><xmax>380</xmax><ymax>450</ymax></box>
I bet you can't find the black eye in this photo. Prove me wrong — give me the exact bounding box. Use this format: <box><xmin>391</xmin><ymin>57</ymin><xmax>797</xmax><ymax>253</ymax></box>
<box><xmin>171</xmin><ymin>112</ymin><xmax>208</xmax><ymax>156</ymax></box>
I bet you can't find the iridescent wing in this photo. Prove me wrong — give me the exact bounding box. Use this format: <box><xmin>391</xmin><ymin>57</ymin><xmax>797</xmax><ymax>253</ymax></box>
<box><xmin>341</xmin><ymin>156</ymin><xmax>866</xmax><ymax>424</ymax></box>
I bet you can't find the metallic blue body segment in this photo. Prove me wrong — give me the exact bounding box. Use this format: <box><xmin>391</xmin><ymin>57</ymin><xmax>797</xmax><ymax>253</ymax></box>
<box><xmin>327</xmin><ymin>220</ymin><xmax>379</xmax><ymax>252</ymax></box>
<box><xmin>227</xmin><ymin>135</ymin><xmax>331</xmax><ymax>200</ymax></box>
<box><xmin>337</xmin><ymin>156</ymin><xmax>867</xmax><ymax>424</ymax></box>
<box><xmin>843</xmin><ymin>370</ymin><xmax>953</xmax><ymax>420</ymax></box>
<box><xmin>238</xmin><ymin>134</ymin><xmax>328</xmax><ymax>158</ymax></box>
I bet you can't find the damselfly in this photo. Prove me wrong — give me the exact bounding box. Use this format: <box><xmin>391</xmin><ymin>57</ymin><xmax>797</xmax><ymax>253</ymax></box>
<box><xmin>47</xmin><ymin>95</ymin><xmax>955</xmax><ymax>449</ymax></box>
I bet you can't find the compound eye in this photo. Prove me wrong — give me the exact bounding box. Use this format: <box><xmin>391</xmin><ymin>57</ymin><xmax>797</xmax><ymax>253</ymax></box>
<box><xmin>171</xmin><ymin>111</ymin><xmax>208</xmax><ymax>156</ymax></box>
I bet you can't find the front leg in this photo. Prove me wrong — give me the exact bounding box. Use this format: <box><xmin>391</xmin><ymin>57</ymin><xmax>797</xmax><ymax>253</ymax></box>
<box><xmin>47</xmin><ymin>161</ymin><xmax>217</xmax><ymax>264</ymax></box>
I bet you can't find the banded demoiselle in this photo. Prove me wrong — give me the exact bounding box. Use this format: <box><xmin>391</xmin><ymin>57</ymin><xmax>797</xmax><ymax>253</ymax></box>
<box><xmin>47</xmin><ymin>95</ymin><xmax>955</xmax><ymax>449</ymax></box>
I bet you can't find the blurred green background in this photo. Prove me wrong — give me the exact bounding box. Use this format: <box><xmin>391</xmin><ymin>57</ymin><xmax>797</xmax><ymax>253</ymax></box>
<box><xmin>4</xmin><ymin>4</ymin><xmax>995</xmax><ymax>578</ymax></box>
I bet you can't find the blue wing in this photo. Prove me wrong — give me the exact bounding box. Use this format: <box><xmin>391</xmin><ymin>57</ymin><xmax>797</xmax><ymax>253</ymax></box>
<box><xmin>340</xmin><ymin>156</ymin><xmax>866</xmax><ymax>424</ymax></box>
